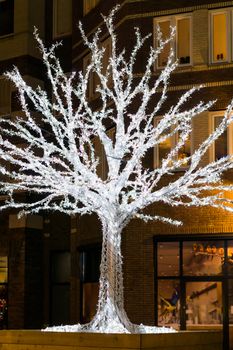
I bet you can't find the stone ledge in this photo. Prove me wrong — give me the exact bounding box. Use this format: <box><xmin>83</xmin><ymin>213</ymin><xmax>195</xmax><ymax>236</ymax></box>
<box><xmin>0</xmin><ymin>330</ymin><xmax>222</xmax><ymax>350</ymax></box>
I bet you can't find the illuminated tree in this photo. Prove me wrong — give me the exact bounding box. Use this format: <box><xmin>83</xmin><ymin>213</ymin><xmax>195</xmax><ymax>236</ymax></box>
<box><xmin>1</xmin><ymin>7</ymin><xmax>233</xmax><ymax>333</ymax></box>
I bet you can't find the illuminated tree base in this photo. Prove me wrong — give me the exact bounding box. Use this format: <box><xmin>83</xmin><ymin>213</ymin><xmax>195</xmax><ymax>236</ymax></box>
<box><xmin>44</xmin><ymin>300</ymin><xmax>176</xmax><ymax>334</ymax></box>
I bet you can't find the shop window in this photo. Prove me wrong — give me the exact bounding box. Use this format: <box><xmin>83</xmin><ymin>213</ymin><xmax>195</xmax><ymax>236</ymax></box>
<box><xmin>157</xmin><ymin>242</ymin><xmax>179</xmax><ymax>277</ymax></box>
<box><xmin>156</xmin><ymin>238</ymin><xmax>233</xmax><ymax>346</ymax></box>
<box><xmin>186</xmin><ymin>281</ymin><xmax>223</xmax><ymax>326</ymax></box>
<box><xmin>0</xmin><ymin>256</ymin><xmax>8</xmax><ymax>329</ymax></box>
<box><xmin>80</xmin><ymin>245</ymin><xmax>101</xmax><ymax>323</ymax></box>
<box><xmin>209</xmin><ymin>112</ymin><xmax>233</xmax><ymax>161</ymax></box>
<box><xmin>50</xmin><ymin>251</ymin><xmax>70</xmax><ymax>325</ymax></box>
<box><xmin>83</xmin><ymin>0</ymin><xmax>100</xmax><ymax>16</ymax></box>
<box><xmin>227</xmin><ymin>241</ymin><xmax>233</xmax><ymax>276</ymax></box>
<box><xmin>0</xmin><ymin>0</ymin><xmax>14</xmax><ymax>37</ymax></box>
<box><xmin>158</xmin><ymin>280</ymin><xmax>180</xmax><ymax>327</ymax></box>
<box><xmin>210</xmin><ymin>11</ymin><xmax>229</xmax><ymax>63</ymax></box>
<box><xmin>53</xmin><ymin>0</ymin><xmax>72</xmax><ymax>38</ymax></box>
<box><xmin>154</xmin><ymin>14</ymin><xmax>192</xmax><ymax>68</ymax></box>
<box><xmin>183</xmin><ymin>240</ymin><xmax>224</xmax><ymax>276</ymax></box>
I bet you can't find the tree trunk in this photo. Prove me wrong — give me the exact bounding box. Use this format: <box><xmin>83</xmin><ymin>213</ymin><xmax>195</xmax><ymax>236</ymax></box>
<box><xmin>87</xmin><ymin>219</ymin><xmax>134</xmax><ymax>332</ymax></box>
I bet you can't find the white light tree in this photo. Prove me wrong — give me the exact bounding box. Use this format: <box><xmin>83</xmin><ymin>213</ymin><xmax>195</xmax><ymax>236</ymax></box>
<box><xmin>1</xmin><ymin>6</ymin><xmax>233</xmax><ymax>333</ymax></box>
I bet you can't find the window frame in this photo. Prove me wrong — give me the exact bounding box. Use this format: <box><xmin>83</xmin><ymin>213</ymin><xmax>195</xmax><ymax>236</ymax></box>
<box><xmin>209</xmin><ymin>9</ymin><xmax>230</xmax><ymax>64</ymax></box>
<box><xmin>154</xmin><ymin>13</ymin><xmax>192</xmax><ymax>70</ymax></box>
<box><xmin>209</xmin><ymin>111</ymin><xmax>233</xmax><ymax>162</ymax></box>
<box><xmin>53</xmin><ymin>0</ymin><xmax>72</xmax><ymax>39</ymax></box>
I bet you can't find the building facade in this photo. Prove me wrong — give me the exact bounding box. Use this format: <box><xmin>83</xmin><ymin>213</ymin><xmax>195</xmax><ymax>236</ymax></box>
<box><xmin>0</xmin><ymin>0</ymin><xmax>72</xmax><ymax>330</ymax></box>
<box><xmin>1</xmin><ymin>0</ymin><xmax>233</xmax><ymax>349</ymax></box>
<box><xmin>72</xmin><ymin>1</ymin><xmax>233</xmax><ymax>350</ymax></box>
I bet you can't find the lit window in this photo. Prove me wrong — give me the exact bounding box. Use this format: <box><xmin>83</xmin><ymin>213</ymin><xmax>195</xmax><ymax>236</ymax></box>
<box><xmin>83</xmin><ymin>0</ymin><xmax>100</xmax><ymax>16</ymax></box>
<box><xmin>210</xmin><ymin>11</ymin><xmax>229</xmax><ymax>63</ymax></box>
<box><xmin>177</xmin><ymin>17</ymin><xmax>191</xmax><ymax>65</ymax></box>
<box><xmin>176</xmin><ymin>131</ymin><xmax>191</xmax><ymax>167</ymax></box>
<box><xmin>157</xmin><ymin>20</ymin><xmax>171</xmax><ymax>68</ymax></box>
<box><xmin>209</xmin><ymin>112</ymin><xmax>233</xmax><ymax>161</ymax></box>
<box><xmin>0</xmin><ymin>257</ymin><xmax>7</xmax><ymax>283</ymax></box>
<box><xmin>53</xmin><ymin>0</ymin><xmax>72</xmax><ymax>38</ymax></box>
<box><xmin>154</xmin><ymin>118</ymin><xmax>191</xmax><ymax>169</ymax></box>
<box><xmin>156</xmin><ymin>127</ymin><xmax>172</xmax><ymax>168</ymax></box>
<box><xmin>154</xmin><ymin>14</ymin><xmax>192</xmax><ymax>68</ymax></box>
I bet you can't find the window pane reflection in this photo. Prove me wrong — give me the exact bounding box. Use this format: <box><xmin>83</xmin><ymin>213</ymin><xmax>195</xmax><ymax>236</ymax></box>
<box><xmin>213</xmin><ymin>13</ymin><xmax>227</xmax><ymax>61</ymax></box>
<box><xmin>157</xmin><ymin>21</ymin><xmax>171</xmax><ymax>67</ymax></box>
<box><xmin>177</xmin><ymin>17</ymin><xmax>190</xmax><ymax>64</ymax></box>
<box><xmin>158</xmin><ymin>280</ymin><xmax>180</xmax><ymax>329</ymax></box>
<box><xmin>157</xmin><ymin>242</ymin><xmax>179</xmax><ymax>276</ymax></box>
<box><xmin>183</xmin><ymin>241</ymin><xmax>224</xmax><ymax>276</ymax></box>
<box><xmin>186</xmin><ymin>282</ymin><xmax>222</xmax><ymax>326</ymax></box>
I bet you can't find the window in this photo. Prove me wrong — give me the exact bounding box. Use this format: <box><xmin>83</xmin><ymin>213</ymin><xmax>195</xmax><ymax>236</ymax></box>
<box><xmin>53</xmin><ymin>0</ymin><xmax>72</xmax><ymax>38</ymax></box>
<box><xmin>83</xmin><ymin>0</ymin><xmax>100</xmax><ymax>16</ymax></box>
<box><xmin>0</xmin><ymin>78</ymin><xmax>11</xmax><ymax>117</ymax></box>
<box><xmin>0</xmin><ymin>0</ymin><xmax>14</xmax><ymax>37</ymax></box>
<box><xmin>80</xmin><ymin>245</ymin><xmax>101</xmax><ymax>323</ymax></box>
<box><xmin>210</xmin><ymin>10</ymin><xmax>229</xmax><ymax>63</ymax></box>
<box><xmin>154</xmin><ymin>118</ymin><xmax>191</xmax><ymax>169</ymax></box>
<box><xmin>209</xmin><ymin>112</ymin><xmax>233</xmax><ymax>161</ymax></box>
<box><xmin>83</xmin><ymin>37</ymin><xmax>112</xmax><ymax>100</ymax></box>
<box><xmin>50</xmin><ymin>251</ymin><xmax>70</xmax><ymax>325</ymax></box>
<box><xmin>155</xmin><ymin>237</ymin><xmax>233</xmax><ymax>330</ymax></box>
<box><xmin>154</xmin><ymin>14</ymin><xmax>192</xmax><ymax>68</ymax></box>
<box><xmin>0</xmin><ymin>256</ymin><xmax>8</xmax><ymax>329</ymax></box>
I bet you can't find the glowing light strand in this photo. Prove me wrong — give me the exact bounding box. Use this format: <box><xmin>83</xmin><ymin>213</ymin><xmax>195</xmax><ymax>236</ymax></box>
<box><xmin>1</xmin><ymin>5</ymin><xmax>233</xmax><ymax>333</ymax></box>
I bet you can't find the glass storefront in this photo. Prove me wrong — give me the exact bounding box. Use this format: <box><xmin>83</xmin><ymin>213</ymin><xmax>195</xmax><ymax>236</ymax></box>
<box><xmin>155</xmin><ymin>237</ymin><xmax>233</xmax><ymax>349</ymax></box>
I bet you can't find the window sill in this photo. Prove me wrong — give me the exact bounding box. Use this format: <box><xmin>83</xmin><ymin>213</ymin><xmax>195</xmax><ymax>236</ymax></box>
<box><xmin>0</xmin><ymin>32</ymin><xmax>14</xmax><ymax>40</ymax></box>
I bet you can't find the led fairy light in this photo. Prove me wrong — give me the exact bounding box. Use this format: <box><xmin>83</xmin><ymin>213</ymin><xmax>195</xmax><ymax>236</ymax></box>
<box><xmin>1</xmin><ymin>6</ymin><xmax>233</xmax><ymax>333</ymax></box>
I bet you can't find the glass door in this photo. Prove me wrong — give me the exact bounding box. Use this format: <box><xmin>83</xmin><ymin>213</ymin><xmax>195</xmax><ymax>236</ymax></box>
<box><xmin>185</xmin><ymin>281</ymin><xmax>223</xmax><ymax>329</ymax></box>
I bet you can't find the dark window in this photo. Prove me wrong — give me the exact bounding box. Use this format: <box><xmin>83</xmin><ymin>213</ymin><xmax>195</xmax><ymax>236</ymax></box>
<box><xmin>80</xmin><ymin>245</ymin><xmax>101</xmax><ymax>323</ymax></box>
<box><xmin>0</xmin><ymin>0</ymin><xmax>14</xmax><ymax>37</ymax></box>
<box><xmin>50</xmin><ymin>251</ymin><xmax>70</xmax><ymax>326</ymax></box>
